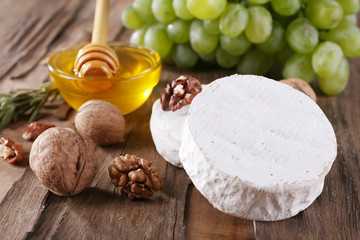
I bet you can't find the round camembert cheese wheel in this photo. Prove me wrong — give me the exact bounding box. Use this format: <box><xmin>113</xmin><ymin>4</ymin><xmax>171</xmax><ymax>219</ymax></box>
<box><xmin>179</xmin><ymin>74</ymin><xmax>337</xmax><ymax>221</ymax></box>
<box><xmin>150</xmin><ymin>99</ymin><xmax>189</xmax><ymax>167</ymax></box>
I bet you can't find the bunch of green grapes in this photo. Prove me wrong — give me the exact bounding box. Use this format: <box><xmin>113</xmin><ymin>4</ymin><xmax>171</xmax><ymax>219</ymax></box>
<box><xmin>122</xmin><ymin>0</ymin><xmax>360</xmax><ymax>95</ymax></box>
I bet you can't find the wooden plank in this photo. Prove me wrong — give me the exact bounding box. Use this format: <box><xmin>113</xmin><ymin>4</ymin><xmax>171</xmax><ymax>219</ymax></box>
<box><xmin>185</xmin><ymin>184</ymin><xmax>256</xmax><ymax>240</ymax></box>
<box><xmin>0</xmin><ymin>0</ymin><xmax>67</xmax><ymax>79</ymax></box>
<box><xmin>0</xmin><ymin>0</ymin><xmax>358</xmax><ymax>239</ymax></box>
<box><xmin>0</xmin><ymin>168</ymin><xmax>49</xmax><ymax>240</ymax></box>
<box><xmin>0</xmin><ymin>0</ymin><xmax>42</xmax><ymax>42</ymax></box>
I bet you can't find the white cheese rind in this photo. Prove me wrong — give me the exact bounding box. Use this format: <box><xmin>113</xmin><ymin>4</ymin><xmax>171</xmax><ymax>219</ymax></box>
<box><xmin>150</xmin><ymin>99</ymin><xmax>189</xmax><ymax>167</ymax></box>
<box><xmin>179</xmin><ymin>74</ymin><xmax>337</xmax><ymax>221</ymax></box>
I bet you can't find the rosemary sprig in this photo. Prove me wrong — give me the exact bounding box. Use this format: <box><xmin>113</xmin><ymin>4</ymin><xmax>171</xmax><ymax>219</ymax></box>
<box><xmin>0</xmin><ymin>81</ymin><xmax>60</xmax><ymax>131</ymax></box>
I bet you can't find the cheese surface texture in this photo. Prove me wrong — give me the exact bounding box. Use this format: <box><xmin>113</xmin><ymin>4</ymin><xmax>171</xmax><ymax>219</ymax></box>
<box><xmin>150</xmin><ymin>99</ymin><xmax>189</xmax><ymax>167</ymax></box>
<box><xmin>179</xmin><ymin>74</ymin><xmax>337</xmax><ymax>221</ymax></box>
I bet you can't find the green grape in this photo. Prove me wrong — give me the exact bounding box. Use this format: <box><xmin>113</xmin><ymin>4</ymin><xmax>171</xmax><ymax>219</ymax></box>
<box><xmin>190</xmin><ymin>20</ymin><xmax>219</xmax><ymax>54</ymax></box>
<box><xmin>220</xmin><ymin>34</ymin><xmax>251</xmax><ymax>56</ymax></box>
<box><xmin>340</xmin><ymin>14</ymin><xmax>357</xmax><ymax>26</ymax></box>
<box><xmin>171</xmin><ymin>43</ymin><xmax>199</xmax><ymax>68</ymax></box>
<box><xmin>283</xmin><ymin>54</ymin><xmax>316</xmax><ymax>83</ymax></box>
<box><xmin>151</xmin><ymin>0</ymin><xmax>176</xmax><ymax>23</ymax></box>
<box><xmin>318</xmin><ymin>57</ymin><xmax>349</xmax><ymax>95</ymax></box>
<box><xmin>121</xmin><ymin>6</ymin><xmax>144</xmax><ymax>30</ymax></box>
<box><xmin>312</xmin><ymin>41</ymin><xmax>343</xmax><ymax>78</ymax></box>
<box><xmin>248</xmin><ymin>0</ymin><xmax>270</xmax><ymax>4</ymax></box>
<box><xmin>144</xmin><ymin>23</ymin><xmax>173</xmax><ymax>57</ymax></box>
<box><xmin>245</xmin><ymin>6</ymin><xmax>272</xmax><ymax>43</ymax></box>
<box><xmin>173</xmin><ymin>0</ymin><xmax>194</xmax><ymax>20</ymax></box>
<box><xmin>257</xmin><ymin>21</ymin><xmax>286</xmax><ymax>54</ymax></box>
<box><xmin>204</xmin><ymin>19</ymin><xmax>221</xmax><ymax>35</ymax></box>
<box><xmin>130</xmin><ymin>26</ymin><xmax>148</xmax><ymax>45</ymax></box>
<box><xmin>133</xmin><ymin>0</ymin><xmax>155</xmax><ymax>21</ymax></box>
<box><xmin>335</xmin><ymin>0</ymin><xmax>360</xmax><ymax>15</ymax></box>
<box><xmin>276</xmin><ymin>44</ymin><xmax>294</xmax><ymax>64</ymax></box>
<box><xmin>198</xmin><ymin>50</ymin><xmax>216</xmax><ymax>63</ymax></box>
<box><xmin>305</xmin><ymin>0</ymin><xmax>343</xmax><ymax>29</ymax></box>
<box><xmin>219</xmin><ymin>3</ymin><xmax>248</xmax><ymax>37</ymax></box>
<box><xmin>268</xmin><ymin>6</ymin><xmax>297</xmax><ymax>27</ymax></box>
<box><xmin>324</xmin><ymin>23</ymin><xmax>360</xmax><ymax>57</ymax></box>
<box><xmin>187</xmin><ymin>0</ymin><xmax>227</xmax><ymax>20</ymax></box>
<box><xmin>216</xmin><ymin>46</ymin><xmax>239</xmax><ymax>68</ymax></box>
<box><xmin>237</xmin><ymin>47</ymin><xmax>274</xmax><ymax>75</ymax></box>
<box><xmin>270</xmin><ymin>0</ymin><xmax>301</xmax><ymax>16</ymax></box>
<box><xmin>286</xmin><ymin>18</ymin><xmax>318</xmax><ymax>54</ymax></box>
<box><xmin>166</xmin><ymin>19</ymin><xmax>191</xmax><ymax>43</ymax></box>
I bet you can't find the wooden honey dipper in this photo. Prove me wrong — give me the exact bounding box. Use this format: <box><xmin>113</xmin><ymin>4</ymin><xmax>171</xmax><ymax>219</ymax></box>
<box><xmin>74</xmin><ymin>0</ymin><xmax>120</xmax><ymax>78</ymax></box>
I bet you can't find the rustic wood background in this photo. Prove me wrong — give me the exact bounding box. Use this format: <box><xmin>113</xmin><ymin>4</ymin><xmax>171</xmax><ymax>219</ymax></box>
<box><xmin>0</xmin><ymin>0</ymin><xmax>358</xmax><ymax>239</ymax></box>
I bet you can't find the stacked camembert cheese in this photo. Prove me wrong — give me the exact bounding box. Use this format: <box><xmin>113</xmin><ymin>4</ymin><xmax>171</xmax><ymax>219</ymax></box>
<box><xmin>150</xmin><ymin>100</ymin><xmax>189</xmax><ymax>167</ymax></box>
<box><xmin>151</xmin><ymin>74</ymin><xmax>337</xmax><ymax>221</ymax></box>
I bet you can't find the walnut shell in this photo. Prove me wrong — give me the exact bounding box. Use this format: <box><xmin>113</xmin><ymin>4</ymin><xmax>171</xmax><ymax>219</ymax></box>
<box><xmin>29</xmin><ymin>127</ymin><xmax>97</xmax><ymax>196</ymax></box>
<box><xmin>75</xmin><ymin>100</ymin><xmax>126</xmax><ymax>146</ymax></box>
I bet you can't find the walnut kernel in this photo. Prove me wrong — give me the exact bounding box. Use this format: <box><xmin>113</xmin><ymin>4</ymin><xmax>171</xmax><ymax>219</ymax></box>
<box><xmin>0</xmin><ymin>137</ymin><xmax>25</xmax><ymax>164</ymax></box>
<box><xmin>109</xmin><ymin>154</ymin><xmax>164</xmax><ymax>200</ymax></box>
<box><xmin>22</xmin><ymin>122</ymin><xmax>55</xmax><ymax>141</ymax></box>
<box><xmin>160</xmin><ymin>75</ymin><xmax>202</xmax><ymax>111</ymax></box>
<box><xmin>0</xmin><ymin>145</ymin><xmax>14</xmax><ymax>159</ymax></box>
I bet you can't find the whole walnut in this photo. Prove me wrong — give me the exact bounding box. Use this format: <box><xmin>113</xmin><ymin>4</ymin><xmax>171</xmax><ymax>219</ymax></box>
<box><xmin>29</xmin><ymin>127</ymin><xmax>97</xmax><ymax>196</ymax></box>
<box><xmin>75</xmin><ymin>100</ymin><xmax>126</xmax><ymax>146</ymax></box>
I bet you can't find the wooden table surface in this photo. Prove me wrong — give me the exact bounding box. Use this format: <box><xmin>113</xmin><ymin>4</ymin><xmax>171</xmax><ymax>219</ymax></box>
<box><xmin>0</xmin><ymin>0</ymin><xmax>359</xmax><ymax>239</ymax></box>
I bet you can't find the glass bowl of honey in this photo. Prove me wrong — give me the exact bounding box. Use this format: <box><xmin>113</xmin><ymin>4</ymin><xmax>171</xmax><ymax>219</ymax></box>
<box><xmin>48</xmin><ymin>42</ymin><xmax>161</xmax><ymax>114</ymax></box>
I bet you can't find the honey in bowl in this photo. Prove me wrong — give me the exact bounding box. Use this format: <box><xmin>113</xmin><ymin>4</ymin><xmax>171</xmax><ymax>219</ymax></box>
<box><xmin>48</xmin><ymin>42</ymin><xmax>161</xmax><ymax>114</ymax></box>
